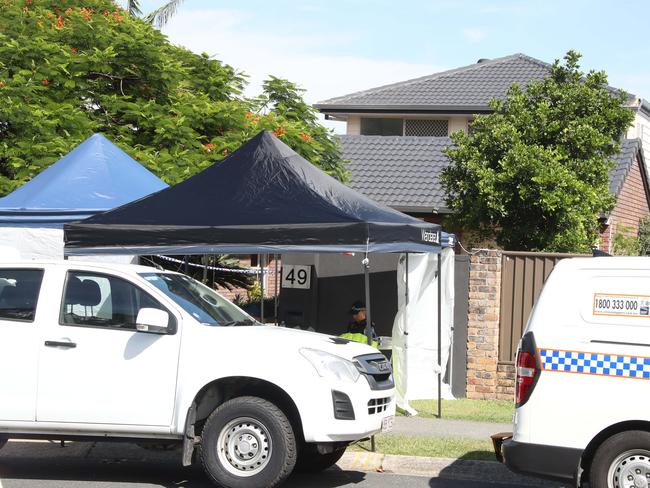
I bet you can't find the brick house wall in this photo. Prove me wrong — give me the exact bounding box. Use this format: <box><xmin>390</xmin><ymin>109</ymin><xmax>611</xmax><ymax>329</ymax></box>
<box><xmin>599</xmin><ymin>153</ymin><xmax>650</xmax><ymax>253</ymax></box>
<box><xmin>216</xmin><ymin>255</ymin><xmax>282</xmax><ymax>304</ymax></box>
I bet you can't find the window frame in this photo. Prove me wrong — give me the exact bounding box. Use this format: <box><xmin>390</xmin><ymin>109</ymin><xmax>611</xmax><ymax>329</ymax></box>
<box><xmin>0</xmin><ymin>267</ymin><xmax>45</xmax><ymax>324</ymax></box>
<box><xmin>58</xmin><ymin>270</ymin><xmax>177</xmax><ymax>334</ymax></box>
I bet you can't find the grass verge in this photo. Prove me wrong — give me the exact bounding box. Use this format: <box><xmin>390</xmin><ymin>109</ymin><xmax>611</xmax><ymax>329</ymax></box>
<box><xmin>349</xmin><ymin>434</ymin><xmax>495</xmax><ymax>461</ymax></box>
<box><xmin>400</xmin><ymin>399</ymin><xmax>514</xmax><ymax>423</ymax></box>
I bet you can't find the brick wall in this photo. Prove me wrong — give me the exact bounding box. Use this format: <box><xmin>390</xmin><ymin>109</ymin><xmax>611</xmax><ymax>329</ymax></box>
<box><xmin>466</xmin><ymin>249</ymin><xmax>502</xmax><ymax>399</ymax></box>
<box><xmin>215</xmin><ymin>256</ymin><xmax>282</xmax><ymax>303</ymax></box>
<box><xmin>599</xmin><ymin>153</ymin><xmax>650</xmax><ymax>253</ymax></box>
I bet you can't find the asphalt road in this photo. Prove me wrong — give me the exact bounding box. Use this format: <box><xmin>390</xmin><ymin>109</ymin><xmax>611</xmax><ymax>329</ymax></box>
<box><xmin>0</xmin><ymin>441</ymin><xmax>560</xmax><ymax>488</ymax></box>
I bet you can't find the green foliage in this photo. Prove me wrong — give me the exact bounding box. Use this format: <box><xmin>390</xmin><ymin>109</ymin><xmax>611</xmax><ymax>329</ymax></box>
<box><xmin>611</xmin><ymin>224</ymin><xmax>640</xmax><ymax>256</ymax></box>
<box><xmin>639</xmin><ymin>217</ymin><xmax>650</xmax><ymax>256</ymax></box>
<box><xmin>0</xmin><ymin>0</ymin><xmax>345</xmax><ymax>196</ymax></box>
<box><xmin>441</xmin><ymin>51</ymin><xmax>635</xmax><ymax>252</ymax></box>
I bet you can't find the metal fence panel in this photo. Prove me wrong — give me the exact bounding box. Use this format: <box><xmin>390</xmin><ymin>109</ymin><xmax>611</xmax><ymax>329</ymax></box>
<box><xmin>498</xmin><ymin>251</ymin><xmax>584</xmax><ymax>363</ymax></box>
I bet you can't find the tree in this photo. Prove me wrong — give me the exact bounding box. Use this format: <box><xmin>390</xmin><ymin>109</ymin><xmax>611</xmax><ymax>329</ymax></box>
<box><xmin>127</xmin><ymin>0</ymin><xmax>186</xmax><ymax>27</ymax></box>
<box><xmin>0</xmin><ymin>0</ymin><xmax>345</xmax><ymax>196</ymax></box>
<box><xmin>441</xmin><ymin>51</ymin><xmax>635</xmax><ymax>252</ymax></box>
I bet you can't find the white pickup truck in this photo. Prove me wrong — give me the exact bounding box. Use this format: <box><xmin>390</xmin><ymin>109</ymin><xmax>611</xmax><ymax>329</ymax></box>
<box><xmin>0</xmin><ymin>261</ymin><xmax>395</xmax><ymax>487</ymax></box>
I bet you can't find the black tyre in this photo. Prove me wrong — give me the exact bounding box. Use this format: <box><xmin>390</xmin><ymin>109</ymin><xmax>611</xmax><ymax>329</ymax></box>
<box><xmin>295</xmin><ymin>444</ymin><xmax>346</xmax><ymax>473</ymax></box>
<box><xmin>590</xmin><ymin>430</ymin><xmax>650</xmax><ymax>488</ymax></box>
<box><xmin>200</xmin><ymin>396</ymin><xmax>296</xmax><ymax>488</ymax></box>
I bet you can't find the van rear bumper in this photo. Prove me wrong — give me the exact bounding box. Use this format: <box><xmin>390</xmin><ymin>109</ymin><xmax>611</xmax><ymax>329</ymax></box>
<box><xmin>501</xmin><ymin>438</ymin><xmax>582</xmax><ymax>484</ymax></box>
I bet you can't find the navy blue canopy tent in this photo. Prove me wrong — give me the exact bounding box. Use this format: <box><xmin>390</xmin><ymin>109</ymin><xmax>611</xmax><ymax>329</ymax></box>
<box><xmin>64</xmin><ymin>131</ymin><xmax>442</xmax><ymax>255</ymax></box>
<box><xmin>0</xmin><ymin>133</ymin><xmax>168</xmax><ymax>225</ymax></box>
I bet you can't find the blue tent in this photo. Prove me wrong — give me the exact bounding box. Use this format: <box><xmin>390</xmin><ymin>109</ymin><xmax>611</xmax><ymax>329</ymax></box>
<box><xmin>0</xmin><ymin>133</ymin><xmax>167</xmax><ymax>225</ymax></box>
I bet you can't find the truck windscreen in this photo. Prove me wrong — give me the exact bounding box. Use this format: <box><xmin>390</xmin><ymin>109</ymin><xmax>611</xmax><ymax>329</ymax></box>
<box><xmin>139</xmin><ymin>273</ymin><xmax>256</xmax><ymax>327</ymax></box>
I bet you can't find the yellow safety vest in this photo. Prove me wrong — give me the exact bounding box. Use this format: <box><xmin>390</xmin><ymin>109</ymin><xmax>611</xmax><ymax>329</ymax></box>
<box><xmin>339</xmin><ymin>332</ymin><xmax>378</xmax><ymax>349</ymax></box>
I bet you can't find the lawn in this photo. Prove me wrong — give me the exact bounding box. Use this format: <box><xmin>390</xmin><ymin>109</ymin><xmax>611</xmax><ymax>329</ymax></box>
<box><xmin>400</xmin><ymin>399</ymin><xmax>514</xmax><ymax>423</ymax></box>
<box><xmin>350</xmin><ymin>435</ymin><xmax>495</xmax><ymax>461</ymax></box>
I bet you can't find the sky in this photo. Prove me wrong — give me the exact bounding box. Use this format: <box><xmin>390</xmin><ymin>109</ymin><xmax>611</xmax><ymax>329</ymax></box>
<box><xmin>123</xmin><ymin>0</ymin><xmax>650</xmax><ymax>133</ymax></box>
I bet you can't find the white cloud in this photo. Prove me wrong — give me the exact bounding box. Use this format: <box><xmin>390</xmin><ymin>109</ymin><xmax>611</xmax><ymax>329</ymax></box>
<box><xmin>462</xmin><ymin>28</ymin><xmax>488</xmax><ymax>43</ymax></box>
<box><xmin>161</xmin><ymin>9</ymin><xmax>446</xmax><ymax>132</ymax></box>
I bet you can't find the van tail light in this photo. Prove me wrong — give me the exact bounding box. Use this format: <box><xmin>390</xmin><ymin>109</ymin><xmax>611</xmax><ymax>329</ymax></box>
<box><xmin>515</xmin><ymin>332</ymin><xmax>540</xmax><ymax>407</ymax></box>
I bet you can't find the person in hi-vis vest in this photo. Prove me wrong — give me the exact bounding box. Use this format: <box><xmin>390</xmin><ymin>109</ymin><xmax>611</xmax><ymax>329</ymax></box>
<box><xmin>339</xmin><ymin>301</ymin><xmax>378</xmax><ymax>348</ymax></box>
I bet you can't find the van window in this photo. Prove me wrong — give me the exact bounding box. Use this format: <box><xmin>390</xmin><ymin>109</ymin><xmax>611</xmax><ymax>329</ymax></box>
<box><xmin>0</xmin><ymin>269</ymin><xmax>44</xmax><ymax>322</ymax></box>
<box><xmin>61</xmin><ymin>271</ymin><xmax>170</xmax><ymax>331</ymax></box>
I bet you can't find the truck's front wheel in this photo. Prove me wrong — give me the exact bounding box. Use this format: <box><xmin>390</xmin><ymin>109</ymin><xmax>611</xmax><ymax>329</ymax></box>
<box><xmin>589</xmin><ymin>430</ymin><xmax>650</xmax><ymax>488</ymax></box>
<box><xmin>200</xmin><ymin>396</ymin><xmax>296</xmax><ymax>488</ymax></box>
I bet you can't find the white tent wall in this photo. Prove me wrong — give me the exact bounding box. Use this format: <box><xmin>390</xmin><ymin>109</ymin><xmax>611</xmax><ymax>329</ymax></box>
<box><xmin>0</xmin><ymin>226</ymin><xmax>136</xmax><ymax>264</ymax></box>
<box><xmin>392</xmin><ymin>248</ymin><xmax>455</xmax><ymax>415</ymax></box>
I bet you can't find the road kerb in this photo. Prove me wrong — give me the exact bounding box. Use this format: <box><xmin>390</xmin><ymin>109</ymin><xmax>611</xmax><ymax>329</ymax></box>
<box><xmin>337</xmin><ymin>452</ymin><xmax>562</xmax><ymax>486</ymax></box>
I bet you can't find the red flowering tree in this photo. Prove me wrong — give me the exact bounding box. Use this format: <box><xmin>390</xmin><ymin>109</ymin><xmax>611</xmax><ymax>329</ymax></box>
<box><xmin>0</xmin><ymin>0</ymin><xmax>345</xmax><ymax>196</ymax></box>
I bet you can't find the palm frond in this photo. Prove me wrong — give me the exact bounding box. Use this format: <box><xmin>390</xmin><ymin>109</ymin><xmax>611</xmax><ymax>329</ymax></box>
<box><xmin>127</xmin><ymin>0</ymin><xmax>143</xmax><ymax>17</ymax></box>
<box><xmin>144</xmin><ymin>0</ymin><xmax>186</xmax><ymax>27</ymax></box>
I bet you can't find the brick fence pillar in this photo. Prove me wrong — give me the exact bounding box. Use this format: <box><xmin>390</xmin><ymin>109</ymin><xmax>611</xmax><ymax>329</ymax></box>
<box><xmin>466</xmin><ymin>249</ymin><xmax>502</xmax><ymax>399</ymax></box>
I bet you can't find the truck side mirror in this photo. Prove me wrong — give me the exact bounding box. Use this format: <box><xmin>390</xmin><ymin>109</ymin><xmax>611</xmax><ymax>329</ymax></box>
<box><xmin>136</xmin><ymin>308</ymin><xmax>171</xmax><ymax>334</ymax></box>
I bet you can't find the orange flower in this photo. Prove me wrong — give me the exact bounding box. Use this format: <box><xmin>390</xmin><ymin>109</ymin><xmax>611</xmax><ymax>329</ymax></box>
<box><xmin>46</xmin><ymin>11</ymin><xmax>53</xmax><ymax>18</ymax></box>
<box><xmin>64</xmin><ymin>7</ymin><xmax>72</xmax><ymax>16</ymax></box>
<box><xmin>70</xmin><ymin>47</ymin><xmax>78</xmax><ymax>54</ymax></box>
<box><xmin>203</xmin><ymin>143</ymin><xmax>216</xmax><ymax>153</ymax></box>
<box><xmin>300</xmin><ymin>132</ymin><xmax>312</xmax><ymax>142</ymax></box>
<box><xmin>25</xmin><ymin>0</ymin><xmax>33</xmax><ymax>4</ymax></box>
<box><xmin>55</xmin><ymin>15</ymin><xmax>64</xmax><ymax>28</ymax></box>
<box><xmin>113</xmin><ymin>11</ymin><xmax>123</xmax><ymax>22</ymax></box>
<box><xmin>41</xmin><ymin>79</ymin><xmax>49</xmax><ymax>87</ymax></box>
<box><xmin>244</xmin><ymin>111</ymin><xmax>254</xmax><ymax>119</ymax></box>
<box><xmin>102</xmin><ymin>10</ymin><xmax>109</xmax><ymax>17</ymax></box>
<box><xmin>274</xmin><ymin>126</ymin><xmax>286</xmax><ymax>138</ymax></box>
<box><xmin>80</xmin><ymin>7</ymin><xmax>92</xmax><ymax>21</ymax></box>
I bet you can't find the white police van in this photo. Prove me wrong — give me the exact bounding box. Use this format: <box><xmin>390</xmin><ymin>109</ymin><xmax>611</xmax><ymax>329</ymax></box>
<box><xmin>494</xmin><ymin>257</ymin><xmax>650</xmax><ymax>488</ymax></box>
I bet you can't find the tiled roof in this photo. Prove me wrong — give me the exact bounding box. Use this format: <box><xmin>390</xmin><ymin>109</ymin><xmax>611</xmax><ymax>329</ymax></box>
<box><xmin>340</xmin><ymin>135</ymin><xmax>453</xmax><ymax>213</ymax></box>
<box><xmin>610</xmin><ymin>138</ymin><xmax>643</xmax><ymax>196</ymax></box>
<box><xmin>340</xmin><ymin>136</ymin><xmax>643</xmax><ymax>213</ymax></box>
<box><xmin>317</xmin><ymin>54</ymin><xmax>551</xmax><ymax>111</ymax></box>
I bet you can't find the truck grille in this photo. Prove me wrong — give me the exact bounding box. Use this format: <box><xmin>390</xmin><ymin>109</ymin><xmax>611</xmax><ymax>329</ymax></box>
<box><xmin>367</xmin><ymin>396</ymin><xmax>391</xmax><ymax>415</ymax></box>
<box><xmin>354</xmin><ymin>353</ymin><xmax>394</xmax><ymax>391</ymax></box>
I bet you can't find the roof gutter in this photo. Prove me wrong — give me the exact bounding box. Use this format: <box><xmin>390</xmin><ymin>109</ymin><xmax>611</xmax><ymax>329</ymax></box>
<box><xmin>392</xmin><ymin>205</ymin><xmax>454</xmax><ymax>214</ymax></box>
<box><xmin>315</xmin><ymin>105</ymin><xmax>493</xmax><ymax>115</ymax></box>
<box><xmin>639</xmin><ymin>98</ymin><xmax>650</xmax><ymax>118</ymax></box>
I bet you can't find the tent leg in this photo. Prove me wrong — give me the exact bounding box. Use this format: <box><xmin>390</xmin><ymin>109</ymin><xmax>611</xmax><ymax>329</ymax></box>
<box><xmin>260</xmin><ymin>254</ymin><xmax>265</xmax><ymax>324</ymax></box>
<box><xmin>274</xmin><ymin>254</ymin><xmax>279</xmax><ymax>325</ymax></box>
<box><xmin>362</xmin><ymin>255</ymin><xmax>372</xmax><ymax>346</ymax></box>
<box><xmin>404</xmin><ymin>253</ymin><xmax>409</xmax><ymax>411</ymax></box>
<box><xmin>437</xmin><ymin>252</ymin><xmax>442</xmax><ymax>419</ymax></box>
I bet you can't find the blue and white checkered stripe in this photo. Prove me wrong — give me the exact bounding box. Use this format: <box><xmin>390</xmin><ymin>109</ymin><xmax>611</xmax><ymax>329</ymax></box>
<box><xmin>539</xmin><ymin>349</ymin><xmax>650</xmax><ymax>380</ymax></box>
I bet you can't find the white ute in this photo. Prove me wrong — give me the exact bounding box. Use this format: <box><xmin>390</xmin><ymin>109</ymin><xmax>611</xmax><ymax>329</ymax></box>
<box><xmin>0</xmin><ymin>261</ymin><xmax>395</xmax><ymax>487</ymax></box>
<box><xmin>493</xmin><ymin>257</ymin><xmax>650</xmax><ymax>488</ymax></box>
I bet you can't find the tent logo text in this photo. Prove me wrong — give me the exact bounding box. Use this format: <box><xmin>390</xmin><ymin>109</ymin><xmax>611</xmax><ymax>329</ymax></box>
<box><xmin>421</xmin><ymin>229</ymin><xmax>439</xmax><ymax>244</ymax></box>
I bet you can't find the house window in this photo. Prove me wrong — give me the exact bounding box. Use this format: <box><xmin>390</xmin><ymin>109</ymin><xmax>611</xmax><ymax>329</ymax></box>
<box><xmin>360</xmin><ymin>118</ymin><xmax>403</xmax><ymax>136</ymax></box>
<box><xmin>404</xmin><ymin>119</ymin><xmax>448</xmax><ymax>137</ymax></box>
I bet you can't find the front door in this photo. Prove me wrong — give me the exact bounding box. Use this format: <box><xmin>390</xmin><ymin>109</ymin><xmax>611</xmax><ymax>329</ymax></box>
<box><xmin>36</xmin><ymin>270</ymin><xmax>181</xmax><ymax>426</ymax></box>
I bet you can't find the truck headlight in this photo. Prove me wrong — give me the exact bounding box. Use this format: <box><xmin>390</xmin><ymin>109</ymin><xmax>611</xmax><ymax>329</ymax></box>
<box><xmin>300</xmin><ymin>348</ymin><xmax>360</xmax><ymax>383</ymax></box>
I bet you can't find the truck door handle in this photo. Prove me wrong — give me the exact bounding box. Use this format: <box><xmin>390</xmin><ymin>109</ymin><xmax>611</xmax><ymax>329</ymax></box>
<box><xmin>44</xmin><ymin>341</ymin><xmax>77</xmax><ymax>349</ymax></box>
